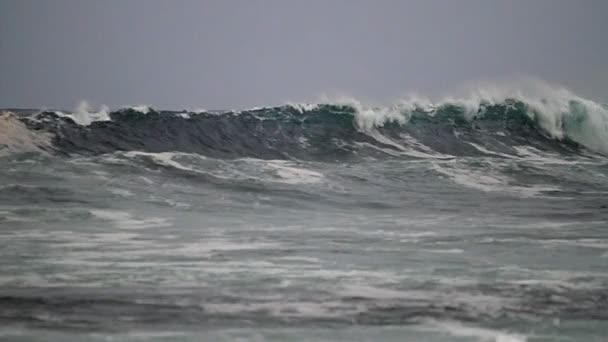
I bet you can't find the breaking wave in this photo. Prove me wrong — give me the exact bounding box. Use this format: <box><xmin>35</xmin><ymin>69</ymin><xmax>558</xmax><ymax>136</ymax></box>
<box><xmin>5</xmin><ymin>81</ymin><xmax>608</xmax><ymax>160</ymax></box>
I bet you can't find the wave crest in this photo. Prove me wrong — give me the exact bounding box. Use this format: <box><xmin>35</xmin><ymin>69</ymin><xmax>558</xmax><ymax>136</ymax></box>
<box><xmin>7</xmin><ymin>81</ymin><xmax>608</xmax><ymax>159</ymax></box>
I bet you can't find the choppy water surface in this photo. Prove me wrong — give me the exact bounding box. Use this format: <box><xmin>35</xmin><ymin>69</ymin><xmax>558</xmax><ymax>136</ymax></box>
<box><xmin>1</xmin><ymin>91</ymin><xmax>608</xmax><ymax>341</ymax></box>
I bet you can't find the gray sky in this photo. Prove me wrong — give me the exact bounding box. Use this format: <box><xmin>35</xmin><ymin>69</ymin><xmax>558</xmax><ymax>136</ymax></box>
<box><xmin>1</xmin><ymin>0</ymin><xmax>607</xmax><ymax>110</ymax></box>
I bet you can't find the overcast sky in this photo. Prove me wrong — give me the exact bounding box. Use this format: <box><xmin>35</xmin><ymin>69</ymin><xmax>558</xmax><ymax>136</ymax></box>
<box><xmin>1</xmin><ymin>0</ymin><xmax>607</xmax><ymax>110</ymax></box>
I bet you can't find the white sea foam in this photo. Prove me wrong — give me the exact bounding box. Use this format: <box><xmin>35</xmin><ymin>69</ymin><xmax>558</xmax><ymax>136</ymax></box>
<box><xmin>287</xmin><ymin>102</ymin><xmax>319</xmax><ymax>113</ymax></box>
<box><xmin>277</xmin><ymin>256</ymin><xmax>322</xmax><ymax>264</ymax></box>
<box><xmin>356</xmin><ymin>132</ymin><xmax>452</xmax><ymax>159</ymax></box>
<box><xmin>128</xmin><ymin>105</ymin><xmax>151</xmax><ymax>114</ymax></box>
<box><xmin>422</xmin><ymin>248</ymin><xmax>465</xmax><ymax>254</ymax></box>
<box><xmin>486</xmin><ymin>237</ymin><xmax>608</xmax><ymax>249</ymax></box>
<box><xmin>496</xmin><ymin>266</ymin><xmax>607</xmax><ymax>287</ymax></box>
<box><xmin>119</xmin><ymin>151</ymin><xmax>325</xmax><ymax>185</ymax></box>
<box><xmin>188</xmin><ymin>107</ymin><xmax>207</xmax><ymax>114</ymax></box>
<box><xmin>432</xmin><ymin>162</ymin><xmax>507</xmax><ymax>192</ymax></box>
<box><xmin>426</xmin><ymin>320</ymin><xmax>528</xmax><ymax>342</ymax></box>
<box><xmin>258</xmin><ymin>160</ymin><xmax>324</xmax><ymax>184</ymax></box>
<box><xmin>512</xmin><ymin>145</ymin><xmax>584</xmax><ymax>165</ymax></box>
<box><xmin>338</xmin><ymin>284</ymin><xmax>417</xmax><ymax>300</ymax></box>
<box><xmin>90</xmin><ymin>209</ymin><xmax>171</xmax><ymax>229</ymax></box>
<box><xmin>108</xmin><ymin>188</ymin><xmax>134</xmax><ymax>197</ymax></box>
<box><xmin>123</xmin><ymin>151</ymin><xmax>202</xmax><ymax>172</ymax></box>
<box><xmin>138</xmin><ymin>176</ymin><xmax>154</xmax><ymax>184</ymax></box>
<box><xmin>467</xmin><ymin>142</ymin><xmax>513</xmax><ymax>158</ymax></box>
<box><xmin>202</xmin><ymin>301</ymin><xmax>358</xmax><ymax>319</ymax></box>
<box><xmin>337</xmin><ymin>285</ymin><xmax>509</xmax><ymax>313</ymax></box>
<box><xmin>164</xmin><ymin>198</ymin><xmax>191</xmax><ymax>209</ymax></box>
<box><xmin>467</xmin><ymin>142</ymin><xmax>585</xmax><ymax>165</ymax></box>
<box><xmin>431</xmin><ymin>161</ymin><xmax>561</xmax><ymax>197</ymax></box>
<box><xmin>297</xmin><ymin>136</ymin><xmax>310</xmax><ymax>148</ymax></box>
<box><xmin>118</xmin><ymin>239</ymin><xmax>283</xmax><ymax>260</ymax></box>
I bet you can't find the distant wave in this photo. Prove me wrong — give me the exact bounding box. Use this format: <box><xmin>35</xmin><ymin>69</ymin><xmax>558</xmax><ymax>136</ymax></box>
<box><xmin>4</xmin><ymin>81</ymin><xmax>608</xmax><ymax>160</ymax></box>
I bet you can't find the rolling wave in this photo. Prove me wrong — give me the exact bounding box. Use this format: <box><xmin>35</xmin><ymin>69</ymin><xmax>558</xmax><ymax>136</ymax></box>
<box><xmin>4</xmin><ymin>82</ymin><xmax>608</xmax><ymax>160</ymax></box>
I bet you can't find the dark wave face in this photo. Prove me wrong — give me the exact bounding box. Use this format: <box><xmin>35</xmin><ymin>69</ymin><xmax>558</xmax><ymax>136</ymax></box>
<box><xmin>2</xmin><ymin>87</ymin><xmax>608</xmax><ymax>341</ymax></box>
<box><xmin>13</xmin><ymin>99</ymin><xmax>603</xmax><ymax>160</ymax></box>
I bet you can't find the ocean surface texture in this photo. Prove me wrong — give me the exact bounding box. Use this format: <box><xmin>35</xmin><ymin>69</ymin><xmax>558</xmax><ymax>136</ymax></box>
<box><xmin>1</xmin><ymin>87</ymin><xmax>608</xmax><ymax>341</ymax></box>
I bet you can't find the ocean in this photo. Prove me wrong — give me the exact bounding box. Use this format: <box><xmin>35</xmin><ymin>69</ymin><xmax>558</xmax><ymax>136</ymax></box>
<box><xmin>1</xmin><ymin>88</ymin><xmax>607</xmax><ymax>341</ymax></box>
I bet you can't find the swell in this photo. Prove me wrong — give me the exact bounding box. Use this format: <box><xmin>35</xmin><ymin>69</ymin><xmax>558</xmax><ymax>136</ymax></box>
<box><xmin>8</xmin><ymin>87</ymin><xmax>608</xmax><ymax>161</ymax></box>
